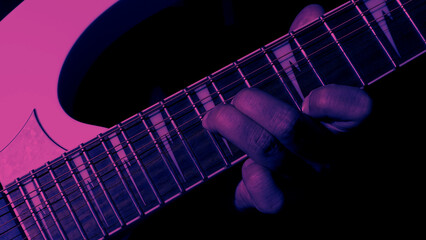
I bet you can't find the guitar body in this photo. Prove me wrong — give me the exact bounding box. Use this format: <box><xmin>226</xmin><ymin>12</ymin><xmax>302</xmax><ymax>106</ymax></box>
<box><xmin>0</xmin><ymin>0</ymin><xmax>118</xmax><ymax>184</ymax></box>
<box><xmin>0</xmin><ymin>0</ymin><xmax>425</xmax><ymax>239</ymax></box>
<box><xmin>0</xmin><ymin>0</ymin><xmax>182</xmax><ymax>185</ymax></box>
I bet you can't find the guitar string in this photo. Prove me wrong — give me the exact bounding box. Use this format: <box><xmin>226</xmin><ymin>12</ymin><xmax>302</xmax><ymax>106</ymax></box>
<box><xmin>0</xmin><ymin>1</ymin><xmax>414</xmax><ymax>234</ymax></box>
<box><xmin>0</xmin><ymin>0</ymin><xmax>412</xmax><ymax>233</ymax></box>
<box><xmin>0</xmin><ymin>1</ymin><xmax>418</xmax><ymax>236</ymax></box>
<box><xmin>0</xmin><ymin>0</ymin><xmax>397</xmax><ymax>215</ymax></box>
<box><xmin>0</xmin><ymin>17</ymin><xmax>416</xmax><ymax>240</ymax></box>
<box><xmin>0</xmin><ymin>20</ymin><xmax>407</xmax><ymax>238</ymax></box>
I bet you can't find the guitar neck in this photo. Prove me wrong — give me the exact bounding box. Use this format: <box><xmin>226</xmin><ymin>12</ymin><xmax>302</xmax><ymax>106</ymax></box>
<box><xmin>1</xmin><ymin>0</ymin><xmax>425</xmax><ymax>239</ymax></box>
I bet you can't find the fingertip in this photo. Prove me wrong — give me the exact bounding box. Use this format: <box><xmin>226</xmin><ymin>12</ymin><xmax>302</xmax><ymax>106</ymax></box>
<box><xmin>290</xmin><ymin>4</ymin><xmax>325</xmax><ymax>31</ymax></box>
<box><xmin>234</xmin><ymin>180</ymin><xmax>254</xmax><ymax>211</ymax></box>
<box><xmin>301</xmin><ymin>92</ymin><xmax>311</xmax><ymax>115</ymax></box>
<box><xmin>241</xmin><ymin>160</ymin><xmax>285</xmax><ymax>214</ymax></box>
<box><xmin>302</xmin><ymin>85</ymin><xmax>372</xmax><ymax>120</ymax></box>
<box><xmin>201</xmin><ymin>110</ymin><xmax>211</xmax><ymax>129</ymax></box>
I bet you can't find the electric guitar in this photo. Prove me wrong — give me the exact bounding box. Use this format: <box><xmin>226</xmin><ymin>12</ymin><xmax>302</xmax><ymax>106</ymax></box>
<box><xmin>0</xmin><ymin>0</ymin><xmax>425</xmax><ymax>239</ymax></box>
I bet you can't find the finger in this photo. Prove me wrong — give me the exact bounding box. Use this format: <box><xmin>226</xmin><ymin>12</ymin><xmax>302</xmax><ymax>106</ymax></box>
<box><xmin>202</xmin><ymin>104</ymin><xmax>285</xmax><ymax>169</ymax></box>
<box><xmin>290</xmin><ymin>4</ymin><xmax>325</xmax><ymax>31</ymax></box>
<box><xmin>234</xmin><ymin>180</ymin><xmax>253</xmax><ymax>211</ymax></box>
<box><xmin>302</xmin><ymin>85</ymin><xmax>372</xmax><ymax>132</ymax></box>
<box><xmin>235</xmin><ymin>159</ymin><xmax>284</xmax><ymax>214</ymax></box>
<box><xmin>231</xmin><ymin>88</ymin><xmax>332</xmax><ymax>162</ymax></box>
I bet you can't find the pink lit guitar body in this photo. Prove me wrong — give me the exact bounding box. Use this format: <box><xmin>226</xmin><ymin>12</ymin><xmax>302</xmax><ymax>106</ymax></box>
<box><xmin>0</xmin><ymin>0</ymin><xmax>118</xmax><ymax>185</ymax></box>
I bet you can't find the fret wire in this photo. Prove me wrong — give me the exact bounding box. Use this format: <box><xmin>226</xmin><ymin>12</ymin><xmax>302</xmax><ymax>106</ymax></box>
<box><xmin>64</xmin><ymin>157</ymin><xmax>107</xmax><ymax>237</ymax></box>
<box><xmin>290</xmin><ymin>32</ymin><xmax>325</xmax><ymax>86</ymax></box>
<box><xmin>135</xmin><ymin>1</ymin><xmax>416</xmax><ymax>148</ymax></box>
<box><xmin>0</xmin><ymin>2</ymin><xmax>422</xmax><ymax>237</ymax></box>
<box><xmin>19</xmin><ymin>7</ymin><xmax>401</xmax><ymax>206</ymax></box>
<box><xmin>184</xmin><ymin>88</ymin><xmax>230</xmax><ymax>167</ymax></box>
<box><xmin>16</xmin><ymin>180</ymin><xmax>47</xmax><ymax>239</ymax></box>
<box><xmin>98</xmin><ymin>135</ymin><xmax>143</xmax><ymax>218</ymax></box>
<box><xmin>3</xmin><ymin>187</ymin><xmax>32</xmax><ymax>239</ymax></box>
<box><xmin>17</xmin><ymin>182</ymin><xmax>48</xmax><ymax>240</ymax></box>
<box><xmin>102</xmin><ymin>1</ymin><xmax>420</xmax><ymax>194</ymax></box>
<box><xmin>351</xmin><ymin>0</ymin><xmax>397</xmax><ymax>68</ymax></box>
<box><xmin>320</xmin><ymin>17</ymin><xmax>366</xmax><ymax>86</ymax></box>
<box><xmin>48</xmin><ymin>165</ymin><xmax>88</xmax><ymax>239</ymax></box>
<box><xmin>0</xmin><ymin>4</ymin><xmax>417</xmax><ymax>196</ymax></box>
<box><xmin>31</xmin><ymin>172</ymin><xmax>67</xmax><ymax>240</ymax></box>
<box><xmin>0</xmin><ymin>188</ymin><xmax>24</xmax><ymax>239</ymax></box>
<box><xmin>140</xmin><ymin>117</ymin><xmax>185</xmax><ymax>194</ymax></box>
<box><xmin>234</xmin><ymin>62</ymin><xmax>251</xmax><ymax>87</ymax></box>
<box><xmin>119</xmin><ymin>123</ymin><xmax>164</xmax><ymax>206</ymax></box>
<box><xmin>261</xmin><ymin>47</ymin><xmax>301</xmax><ymax>109</ymax></box>
<box><xmin>395</xmin><ymin>0</ymin><xmax>426</xmax><ymax>43</ymax></box>
<box><xmin>161</xmin><ymin>102</ymin><xmax>207</xmax><ymax>181</ymax></box>
<box><xmin>0</xmin><ymin>23</ymin><xmax>410</xmax><ymax>232</ymax></box>
<box><xmin>110</xmin><ymin>127</ymin><xmax>148</xmax><ymax>206</ymax></box>
<box><xmin>79</xmin><ymin>145</ymin><xmax>125</xmax><ymax>229</ymax></box>
<box><xmin>208</xmin><ymin>76</ymin><xmax>226</xmax><ymax>103</ymax></box>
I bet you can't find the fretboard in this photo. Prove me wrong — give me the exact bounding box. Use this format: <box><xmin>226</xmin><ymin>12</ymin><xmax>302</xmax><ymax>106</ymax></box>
<box><xmin>1</xmin><ymin>0</ymin><xmax>425</xmax><ymax>239</ymax></box>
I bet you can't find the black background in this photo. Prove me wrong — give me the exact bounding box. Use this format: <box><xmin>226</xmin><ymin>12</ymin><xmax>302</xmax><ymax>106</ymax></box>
<box><xmin>60</xmin><ymin>0</ymin><xmax>425</xmax><ymax>238</ymax></box>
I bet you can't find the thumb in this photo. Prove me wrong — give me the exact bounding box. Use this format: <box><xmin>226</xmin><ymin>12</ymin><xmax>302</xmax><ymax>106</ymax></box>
<box><xmin>290</xmin><ymin>4</ymin><xmax>325</xmax><ymax>31</ymax></box>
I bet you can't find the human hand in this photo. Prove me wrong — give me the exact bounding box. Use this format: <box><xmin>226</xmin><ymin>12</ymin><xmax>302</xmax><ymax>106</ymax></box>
<box><xmin>202</xmin><ymin>5</ymin><xmax>372</xmax><ymax>214</ymax></box>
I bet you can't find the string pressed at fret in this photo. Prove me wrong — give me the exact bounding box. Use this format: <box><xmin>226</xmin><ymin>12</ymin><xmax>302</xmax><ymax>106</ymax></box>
<box><xmin>184</xmin><ymin>88</ymin><xmax>230</xmax><ymax>167</ymax></box>
<box><xmin>98</xmin><ymin>135</ymin><xmax>143</xmax><ymax>220</ymax></box>
<box><xmin>79</xmin><ymin>145</ymin><xmax>125</xmax><ymax>230</ymax></box>
<box><xmin>188</xmin><ymin>82</ymin><xmax>245</xmax><ymax>167</ymax></box>
<box><xmin>31</xmin><ymin>172</ymin><xmax>67</xmax><ymax>240</ymax></box>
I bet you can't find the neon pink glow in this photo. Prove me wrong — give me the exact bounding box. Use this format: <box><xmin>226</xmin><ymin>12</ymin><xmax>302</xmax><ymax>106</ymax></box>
<box><xmin>0</xmin><ymin>0</ymin><xmax>117</xmax><ymax>184</ymax></box>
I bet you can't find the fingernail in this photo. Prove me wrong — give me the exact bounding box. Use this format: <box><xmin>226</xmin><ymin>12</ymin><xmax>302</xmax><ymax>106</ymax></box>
<box><xmin>201</xmin><ymin>111</ymin><xmax>211</xmax><ymax>129</ymax></box>
<box><xmin>301</xmin><ymin>94</ymin><xmax>310</xmax><ymax>114</ymax></box>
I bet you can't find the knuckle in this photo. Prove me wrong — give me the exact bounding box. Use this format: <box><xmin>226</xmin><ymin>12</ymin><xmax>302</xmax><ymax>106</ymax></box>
<box><xmin>232</xmin><ymin>88</ymin><xmax>261</xmax><ymax>106</ymax></box>
<box><xmin>205</xmin><ymin>104</ymin><xmax>235</xmax><ymax>128</ymax></box>
<box><xmin>269</xmin><ymin>107</ymin><xmax>300</xmax><ymax>141</ymax></box>
<box><xmin>248</xmin><ymin>127</ymin><xmax>279</xmax><ymax>157</ymax></box>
